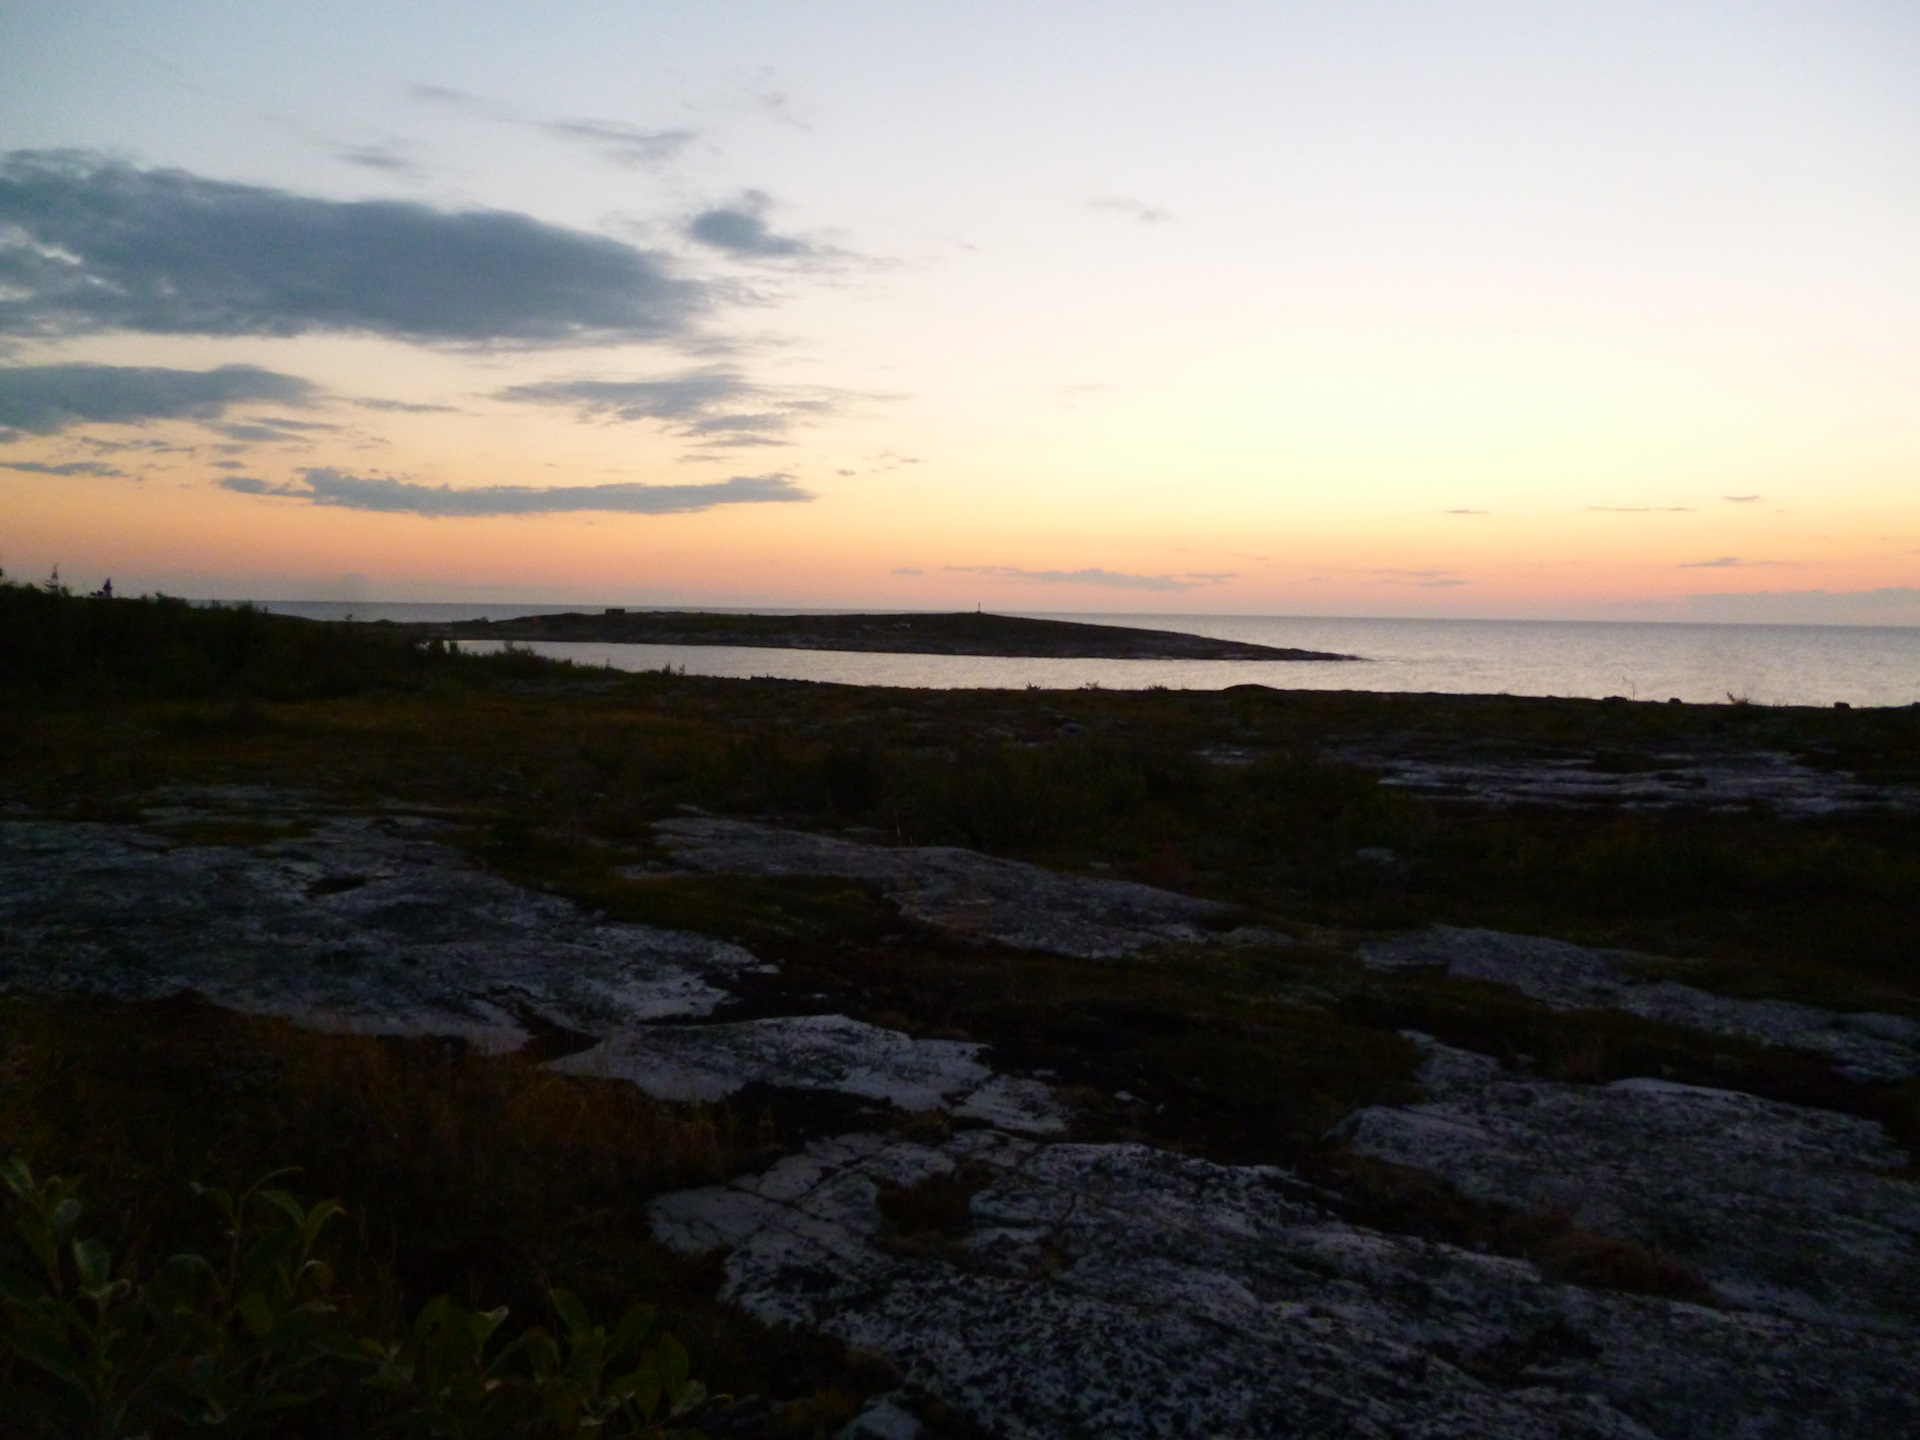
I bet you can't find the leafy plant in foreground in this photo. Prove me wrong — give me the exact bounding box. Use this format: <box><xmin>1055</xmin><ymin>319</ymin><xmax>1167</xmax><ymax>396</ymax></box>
<box><xmin>1</xmin><ymin>1158</ymin><xmax>710</xmax><ymax>1438</ymax></box>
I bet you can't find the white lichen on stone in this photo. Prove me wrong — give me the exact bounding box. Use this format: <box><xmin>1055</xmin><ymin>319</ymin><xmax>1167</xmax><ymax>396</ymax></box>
<box><xmin>1360</xmin><ymin>925</ymin><xmax>1920</xmax><ymax>1082</ymax></box>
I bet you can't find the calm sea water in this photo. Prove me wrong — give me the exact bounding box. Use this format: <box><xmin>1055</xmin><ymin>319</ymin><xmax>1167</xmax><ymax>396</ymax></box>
<box><xmin>258</xmin><ymin>603</ymin><xmax>1920</xmax><ymax>709</ymax></box>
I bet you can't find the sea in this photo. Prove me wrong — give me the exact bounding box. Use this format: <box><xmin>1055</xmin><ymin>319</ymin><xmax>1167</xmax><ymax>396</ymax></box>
<box><xmin>256</xmin><ymin>603</ymin><xmax>1920</xmax><ymax>710</ymax></box>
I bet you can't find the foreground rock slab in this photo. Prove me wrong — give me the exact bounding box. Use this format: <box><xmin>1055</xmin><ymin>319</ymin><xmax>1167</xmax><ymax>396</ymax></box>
<box><xmin>552</xmin><ymin>1014</ymin><xmax>1067</xmax><ymax>1133</ymax></box>
<box><xmin>653</xmin><ymin>817</ymin><xmax>1228</xmax><ymax>959</ymax></box>
<box><xmin>0</xmin><ymin>813</ymin><xmax>758</xmax><ymax>1050</ymax></box>
<box><xmin>1361</xmin><ymin>924</ymin><xmax>1920</xmax><ymax>1082</ymax></box>
<box><xmin>1341</xmin><ymin>1041</ymin><xmax>1920</xmax><ymax>1329</ymax></box>
<box><xmin>651</xmin><ymin>1131</ymin><xmax>1919</xmax><ymax>1439</ymax></box>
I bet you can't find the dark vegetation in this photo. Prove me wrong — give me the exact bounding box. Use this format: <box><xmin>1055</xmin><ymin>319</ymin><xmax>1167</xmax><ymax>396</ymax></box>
<box><xmin>4</xmin><ymin>579</ymin><xmax>1919</xmax><ymax>1430</ymax></box>
<box><xmin>412</xmin><ymin>607</ymin><xmax>1356</xmax><ymax>661</ymax></box>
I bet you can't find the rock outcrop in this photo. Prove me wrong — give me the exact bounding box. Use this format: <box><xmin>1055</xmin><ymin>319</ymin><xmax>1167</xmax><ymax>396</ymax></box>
<box><xmin>1361</xmin><ymin>924</ymin><xmax>1920</xmax><ymax>1082</ymax></box>
<box><xmin>652</xmin><ymin>817</ymin><xmax>1228</xmax><ymax>959</ymax></box>
<box><xmin>1340</xmin><ymin>1041</ymin><xmax>1920</xmax><ymax>1329</ymax></box>
<box><xmin>653</xmin><ymin>1130</ymin><xmax>1919</xmax><ymax>1439</ymax></box>
<box><xmin>0</xmin><ymin>809</ymin><xmax>759</xmax><ymax>1050</ymax></box>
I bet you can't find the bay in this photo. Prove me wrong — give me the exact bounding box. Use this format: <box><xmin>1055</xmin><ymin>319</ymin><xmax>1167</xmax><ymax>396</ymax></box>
<box><xmin>257</xmin><ymin>603</ymin><xmax>1920</xmax><ymax>708</ymax></box>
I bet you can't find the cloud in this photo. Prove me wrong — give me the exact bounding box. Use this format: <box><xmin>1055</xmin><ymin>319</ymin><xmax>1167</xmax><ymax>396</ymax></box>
<box><xmin>1443</xmin><ymin>508</ymin><xmax>1490</xmax><ymax>515</ymax></box>
<box><xmin>0</xmin><ymin>363</ymin><xmax>318</xmax><ymax>435</ymax></box>
<box><xmin>1679</xmin><ymin>556</ymin><xmax>1740</xmax><ymax>568</ymax></box>
<box><xmin>207</xmin><ymin>415</ymin><xmax>338</xmax><ymax>444</ymax></box>
<box><xmin>1373</xmin><ymin>568</ymin><xmax>1470</xmax><ymax>587</ymax></box>
<box><xmin>0</xmin><ymin>459</ymin><xmax>124</xmax><ymax>476</ymax></box>
<box><xmin>1588</xmin><ymin>505</ymin><xmax>1694</xmax><ymax>513</ymax></box>
<box><xmin>543</xmin><ymin>118</ymin><xmax>697</xmax><ymax>169</ymax></box>
<box><xmin>495</xmin><ymin>367</ymin><xmax>865</xmax><ymax>447</ymax></box>
<box><xmin>351</xmin><ymin>397</ymin><xmax>462</xmax><ymax>414</ymax></box>
<box><xmin>686</xmin><ymin>191</ymin><xmax>813</xmax><ymax>259</ymax></box>
<box><xmin>408</xmin><ymin>85</ymin><xmax>699</xmax><ymax>170</ymax></box>
<box><xmin>220</xmin><ymin>466</ymin><xmax>811</xmax><ymax>516</ymax></box>
<box><xmin>335</xmin><ymin>143</ymin><xmax>420</xmax><ymax>176</ymax></box>
<box><xmin>946</xmin><ymin>566</ymin><xmax>1233</xmax><ymax>592</ymax></box>
<box><xmin>1084</xmin><ymin>196</ymin><xmax>1172</xmax><ymax>224</ymax></box>
<box><xmin>892</xmin><ymin>566</ymin><xmax>924</xmax><ymax>576</ymax></box>
<box><xmin>0</xmin><ymin>151</ymin><xmax>705</xmax><ymax>345</ymax></box>
<box><xmin>1723</xmin><ymin>494</ymin><xmax>1763</xmax><ymax>503</ymax></box>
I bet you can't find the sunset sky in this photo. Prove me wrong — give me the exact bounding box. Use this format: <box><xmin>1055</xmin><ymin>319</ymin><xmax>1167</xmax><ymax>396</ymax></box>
<box><xmin>3</xmin><ymin>1</ymin><xmax>1917</xmax><ymax>621</ymax></box>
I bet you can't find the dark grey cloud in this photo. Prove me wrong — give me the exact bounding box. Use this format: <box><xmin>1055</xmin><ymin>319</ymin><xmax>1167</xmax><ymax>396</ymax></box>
<box><xmin>686</xmin><ymin>192</ymin><xmax>813</xmax><ymax>259</ymax></box>
<box><xmin>0</xmin><ymin>363</ymin><xmax>317</xmax><ymax>435</ymax></box>
<box><xmin>0</xmin><ymin>459</ymin><xmax>125</xmax><ymax>476</ymax></box>
<box><xmin>495</xmin><ymin>367</ymin><xmax>860</xmax><ymax>447</ymax></box>
<box><xmin>0</xmin><ymin>151</ymin><xmax>705</xmax><ymax>345</ymax></box>
<box><xmin>946</xmin><ymin>566</ymin><xmax>1231</xmax><ymax>592</ymax></box>
<box><xmin>220</xmin><ymin>466</ymin><xmax>810</xmax><ymax>517</ymax></box>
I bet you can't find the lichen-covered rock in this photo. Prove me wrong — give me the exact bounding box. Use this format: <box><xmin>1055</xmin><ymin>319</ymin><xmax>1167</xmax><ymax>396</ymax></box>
<box><xmin>651</xmin><ymin>1131</ymin><xmax>1920</xmax><ymax>1439</ymax></box>
<box><xmin>652</xmin><ymin>818</ymin><xmax>1227</xmax><ymax>959</ymax></box>
<box><xmin>1341</xmin><ymin>747</ymin><xmax>1920</xmax><ymax>814</ymax></box>
<box><xmin>0</xmin><ymin>814</ymin><xmax>758</xmax><ymax>1049</ymax></box>
<box><xmin>1360</xmin><ymin>925</ymin><xmax>1920</xmax><ymax>1082</ymax></box>
<box><xmin>551</xmin><ymin>1014</ymin><xmax>1066</xmax><ymax>1133</ymax></box>
<box><xmin>1340</xmin><ymin>1041</ymin><xmax>1920</xmax><ymax>1328</ymax></box>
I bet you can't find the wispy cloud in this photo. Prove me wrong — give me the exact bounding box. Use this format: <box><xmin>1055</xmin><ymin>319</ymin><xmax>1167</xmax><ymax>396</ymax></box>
<box><xmin>351</xmin><ymin>397</ymin><xmax>463</xmax><ymax>414</ymax></box>
<box><xmin>1084</xmin><ymin>195</ymin><xmax>1172</xmax><ymax>224</ymax></box>
<box><xmin>1443</xmin><ymin>508</ymin><xmax>1490</xmax><ymax>515</ymax></box>
<box><xmin>946</xmin><ymin>565</ymin><xmax>1233</xmax><ymax>592</ymax></box>
<box><xmin>1723</xmin><ymin>494</ymin><xmax>1764</xmax><ymax>503</ymax></box>
<box><xmin>891</xmin><ymin>566</ymin><xmax>924</xmax><ymax>576</ymax></box>
<box><xmin>542</xmin><ymin>118</ymin><xmax>698</xmax><ymax>169</ymax></box>
<box><xmin>1679</xmin><ymin>556</ymin><xmax>1740</xmax><ymax>568</ymax></box>
<box><xmin>1588</xmin><ymin>505</ymin><xmax>1694</xmax><ymax>513</ymax></box>
<box><xmin>1373</xmin><ymin>568</ymin><xmax>1470</xmax><ymax>587</ymax></box>
<box><xmin>409</xmin><ymin>85</ymin><xmax>699</xmax><ymax>170</ymax></box>
<box><xmin>0</xmin><ymin>364</ymin><xmax>318</xmax><ymax>435</ymax></box>
<box><xmin>335</xmin><ymin>143</ymin><xmax>422</xmax><ymax>177</ymax></box>
<box><xmin>495</xmin><ymin>367</ymin><xmax>873</xmax><ymax>447</ymax></box>
<box><xmin>0</xmin><ymin>151</ymin><xmax>706</xmax><ymax>346</ymax></box>
<box><xmin>0</xmin><ymin>458</ymin><xmax>124</xmax><ymax>476</ymax></box>
<box><xmin>220</xmin><ymin>467</ymin><xmax>811</xmax><ymax>516</ymax></box>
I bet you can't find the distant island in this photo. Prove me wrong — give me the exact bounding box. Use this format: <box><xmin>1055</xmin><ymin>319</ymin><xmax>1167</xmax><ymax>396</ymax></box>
<box><xmin>403</xmin><ymin>610</ymin><xmax>1361</xmax><ymax>662</ymax></box>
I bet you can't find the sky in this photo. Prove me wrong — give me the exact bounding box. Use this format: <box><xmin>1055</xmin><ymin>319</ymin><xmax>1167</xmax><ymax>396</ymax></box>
<box><xmin>2</xmin><ymin>0</ymin><xmax>1918</xmax><ymax>622</ymax></box>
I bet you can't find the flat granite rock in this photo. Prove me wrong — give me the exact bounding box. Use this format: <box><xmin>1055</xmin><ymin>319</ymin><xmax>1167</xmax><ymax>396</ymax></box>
<box><xmin>0</xmin><ymin>815</ymin><xmax>759</xmax><ymax>1050</ymax></box>
<box><xmin>652</xmin><ymin>818</ymin><xmax>1228</xmax><ymax>959</ymax></box>
<box><xmin>650</xmin><ymin>1131</ymin><xmax>1919</xmax><ymax>1440</ymax></box>
<box><xmin>1360</xmin><ymin>924</ymin><xmax>1920</xmax><ymax>1083</ymax></box>
<box><xmin>552</xmin><ymin>1015</ymin><xmax>1067</xmax><ymax>1134</ymax></box>
<box><xmin>1339</xmin><ymin>1041</ymin><xmax>1920</xmax><ymax>1330</ymax></box>
<box><xmin>1342</xmin><ymin>748</ymin><xmax>1920</xmax><ymax>815</ymax></box>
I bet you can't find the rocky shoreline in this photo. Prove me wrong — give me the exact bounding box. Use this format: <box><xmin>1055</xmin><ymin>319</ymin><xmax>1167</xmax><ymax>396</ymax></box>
<box><xmin>398</xmin><ymin>609</ymin><xmax>1359</xmax><ymax>662</ymax></box>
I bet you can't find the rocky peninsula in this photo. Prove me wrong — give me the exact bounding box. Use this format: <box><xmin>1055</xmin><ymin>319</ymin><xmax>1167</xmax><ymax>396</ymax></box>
<box><xmin>403</xmin><ymin>608</ymin><xmax>1359</xmax><ymax>661</ymax></box>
